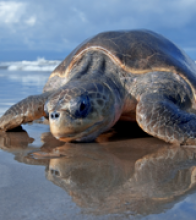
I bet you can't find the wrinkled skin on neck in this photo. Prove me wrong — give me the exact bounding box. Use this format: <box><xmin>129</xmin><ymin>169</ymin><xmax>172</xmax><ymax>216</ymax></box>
<box><xmin>45</xmin><ymin>79</ymin><xmax>125</xmax><ymax>142</ymax></box>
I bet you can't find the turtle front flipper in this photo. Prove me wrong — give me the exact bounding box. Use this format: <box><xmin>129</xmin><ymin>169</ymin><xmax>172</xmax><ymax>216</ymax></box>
<box><xmin>136</xmin><ymin>92</ymin><xmax>196</xmax><ymax>145</ymax></box>
<box><xmin>0</xmin><ymin>92</ymin><xmax>51</xmax><ymax>131</ymax></box>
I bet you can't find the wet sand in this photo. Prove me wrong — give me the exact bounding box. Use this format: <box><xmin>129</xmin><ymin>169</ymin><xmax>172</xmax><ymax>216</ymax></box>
<box><xmin>1</xmin><ymin>70</ymin><xmax>196</xmax><ymax>220</ymax></box>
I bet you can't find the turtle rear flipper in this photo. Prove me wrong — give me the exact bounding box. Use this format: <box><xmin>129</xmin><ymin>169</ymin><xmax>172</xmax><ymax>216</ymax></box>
<box><xmin>0</xmin><ymin>92</ymin><xmax>51</xmax><ymax>131</ymax></box>
<box><xmin>136</xmin><ymin>92</ymin><xmax>196</xmax><ymax>145</ymax></box>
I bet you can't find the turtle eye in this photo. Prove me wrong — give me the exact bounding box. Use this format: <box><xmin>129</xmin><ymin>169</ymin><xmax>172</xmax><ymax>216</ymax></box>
<box><xmin>70</xmin><ymin>95</ymin><xmax>91</xmax><ymax>118</ymax></box>
<box><xmin>80</xmin><ymin>101</ymin><xmax>87</xmax><ymax>112</ymax></box>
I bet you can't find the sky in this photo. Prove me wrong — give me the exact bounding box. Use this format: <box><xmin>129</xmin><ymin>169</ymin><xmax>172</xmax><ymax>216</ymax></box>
<box><xmin>0</xmin><ymin>0</ymin><xmax>196</xmax><ymax>61</ymax></box>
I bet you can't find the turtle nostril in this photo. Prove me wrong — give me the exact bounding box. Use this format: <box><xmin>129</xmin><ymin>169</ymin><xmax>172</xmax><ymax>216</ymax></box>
<box><xmin>55</xmin><ymin>113</ymin><xmax>59</xmax><ymax>118</ymax></box>
<box><xmin>50</xmin><ymin>111</ymin><xmax>60</xmax><ymax>120</ymax></box>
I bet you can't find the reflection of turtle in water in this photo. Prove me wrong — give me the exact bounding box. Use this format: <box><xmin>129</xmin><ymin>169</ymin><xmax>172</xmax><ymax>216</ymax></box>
<box><xmin>1</xmin><ymin>30</ymin><xmax>196</xmax><ymax>144</ymax></box>
<box><xmin>44</xmin><ymin>142</ymin><xmax>196</xmax><ymax>215</ymax></box>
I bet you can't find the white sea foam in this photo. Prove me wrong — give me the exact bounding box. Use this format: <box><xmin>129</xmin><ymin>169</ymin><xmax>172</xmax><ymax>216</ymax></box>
<box><xmin>0</xmin><ymin>57</ymin><xmax>61</xmax><ymax>71</ymax></box>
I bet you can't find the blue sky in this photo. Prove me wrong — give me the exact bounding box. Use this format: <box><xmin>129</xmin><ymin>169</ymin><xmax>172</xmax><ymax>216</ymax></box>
<box><xmin>0</xmin><ymin>0</ymin><xmax>196</xmax><ymax>61</ymax></box>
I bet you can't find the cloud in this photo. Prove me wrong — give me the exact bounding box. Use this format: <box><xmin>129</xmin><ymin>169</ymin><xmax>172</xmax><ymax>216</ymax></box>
<box><xmin>71</xmin><ymin>7</ymin><xmax>88</xmax><ymax>23</ymax></box>
<box><xmin>0</xmin><ymin>1</ymin><xmax>25</xmax><ymax>24</ymax></box>
<box><xmin>25</xmin><ymin>16</ymin><xmax>36</xmax><ymax>26</ymax></box>
<box><xmin>0</xmin><ymin>1</ymin><xmax>36</xmax><ymax>26</ymax></box>
<box><xmin>0</xmin><ymin>0</ymin><xmax>196</xmax><ymax>60</ymax></box>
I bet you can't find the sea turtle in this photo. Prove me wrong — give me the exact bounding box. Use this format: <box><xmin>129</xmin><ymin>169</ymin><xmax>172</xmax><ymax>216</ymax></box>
<box><xmin>1</xmin><ymin>30</ymin><xmax>196</xmax><ymax>144</ymax></box>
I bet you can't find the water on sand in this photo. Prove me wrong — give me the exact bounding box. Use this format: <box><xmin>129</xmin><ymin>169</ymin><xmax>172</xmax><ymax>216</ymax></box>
<box><xmin>1</xmin><ymin>70</ymin><xmax>196</xmax><ymax>220</ymax></box>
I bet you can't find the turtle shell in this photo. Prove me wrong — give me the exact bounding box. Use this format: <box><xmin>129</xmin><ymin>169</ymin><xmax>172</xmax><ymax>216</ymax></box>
<box><xmin>48</xmin><ymin>30</ymin><xmax>196</xmax><ymax>91</ymax></box>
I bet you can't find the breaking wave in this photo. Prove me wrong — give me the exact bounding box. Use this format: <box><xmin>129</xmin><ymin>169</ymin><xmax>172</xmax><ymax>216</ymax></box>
<box><xmin>0</xmin><ymin>57</ymin><xmax>61</xmax><ymax>72</ymax></box>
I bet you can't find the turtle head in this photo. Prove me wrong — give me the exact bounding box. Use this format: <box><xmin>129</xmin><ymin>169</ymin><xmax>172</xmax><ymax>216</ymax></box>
<box><xmin>45</xmin><ymin>82</ymin><xmax>122</xmax><ymax>142</ymax></box>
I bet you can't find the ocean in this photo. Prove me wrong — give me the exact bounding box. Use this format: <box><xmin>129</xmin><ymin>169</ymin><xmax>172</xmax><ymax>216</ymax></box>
<box><xmin>1</xmin><ymin>59</ymin><xmax>196</xmax><ymax>220</ymax></box>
